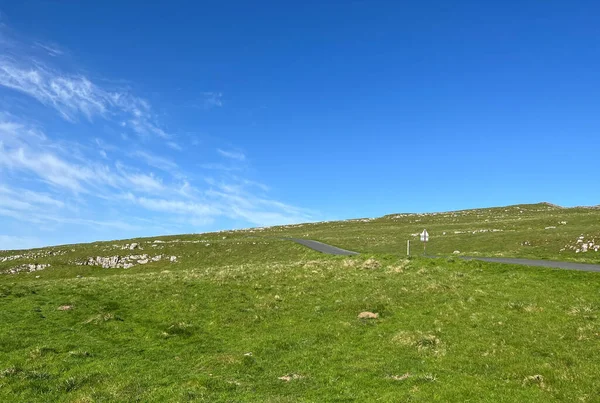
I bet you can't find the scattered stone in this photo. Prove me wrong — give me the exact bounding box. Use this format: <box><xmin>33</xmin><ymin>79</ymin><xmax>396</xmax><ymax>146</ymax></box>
<box><xmin>358</xmin><ymin>311</ymin><xmax>379</xmax><ymax>319</ymax></box>
<box><xmin>129</xmin><ymin>243</ymin><xmax>139</xmax><ymax>250</ymax></box>
<box><xmin>0</xmin><ymin>249</ymin><xmax>67</xmax><ymax>263</ymax></box>
<box><xmin>58</xmin><ymin>305</ymin><xmax>73</xmax><ymax>311</ymax></box>
<box><xmin>3</xmin><ymin>263</ymin><xmax>51</xmax><ymax>274</ymax></box>
<box><xmin>278</xmin><ymin>374</ymin><xmax>303</xmax><ymax>382</ymax></box>
<box><xmin>453</xmin><ymin>250</ymin><xmax>460</xmax><ymax>254</ymax></box>
<box><xmin>0</xmin><ymin>254</ymin><xmax>23</xmax><ymax>263</ymax></box>
<box><xmin>78</xmin><ymin>254</ymin><xmax>178</xmax><ymax>269</ymax></box>
<box><xmin>562</xmin><ymin>236</ymin><xmax>599</xmax><ymax>253</ymax></box>
<box><xmin>244</xmin><ymin>352</ymin><xmax>253</xmax><ymax>356</ymax></box>
<box><xmin>342</xmin><ymin>259</ymin><xmax>358</xmax><ymax>268</ymax></box>
<box><xmin>362</xmin><ymin>258</ymin><xmax>381</xmax><ymax>270</ymax></box>
<box><xmin>389</xmin><ymin>373</ymin><xmax>411</xmax><ymax>381</ymax></box>
<box><xmin>523</xmin><ymin>374</ymin><xmax>545</xmax><ymax>388</ymax></box>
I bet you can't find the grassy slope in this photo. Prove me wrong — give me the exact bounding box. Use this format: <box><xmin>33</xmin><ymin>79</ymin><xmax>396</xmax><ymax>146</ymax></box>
<box><xmin>259</xmin><ymin>203</ymin><xmax>600</xmax><ymax>263</ymax></box>
<box><xmin>1</xmin><ymin>202</ymin><xmax>600</xmax><ymax>401</ymax></box>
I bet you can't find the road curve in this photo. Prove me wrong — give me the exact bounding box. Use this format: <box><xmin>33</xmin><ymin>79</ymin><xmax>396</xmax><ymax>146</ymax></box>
<box><xmin>288</xmin><ymin>238</ymin><xmax>359</xmax><ymax>256</ymax></box>
<box><xmin>287</xmin><ymin>238</ymin><xmax>600</xmax><ymax>272</ymax></box>
<box><xmin>461</xmin><ymin>256</ymin><xmax>600</xmax><ymax>272</ymax></box>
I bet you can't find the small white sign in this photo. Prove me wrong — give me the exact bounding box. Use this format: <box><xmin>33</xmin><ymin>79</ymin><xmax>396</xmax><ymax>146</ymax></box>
<box><xmin>420</xmin><ymin>229</ymin><xmax>429</xmax><ymax>242</ymax></box>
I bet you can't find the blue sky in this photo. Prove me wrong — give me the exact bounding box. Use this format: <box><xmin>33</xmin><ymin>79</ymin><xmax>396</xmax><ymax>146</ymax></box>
<box><xmin>1</xmin><ymin>1</ymin><xmax>599</xmax><ymax>249</ymax></box>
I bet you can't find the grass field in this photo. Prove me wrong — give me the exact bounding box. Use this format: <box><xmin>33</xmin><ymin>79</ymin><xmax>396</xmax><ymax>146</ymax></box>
<box><xmin>257</xmin><ymin>202</ymin><xmax>600</xmax><ymax>263</ymax></box>
<box><xmin>1</xmin><ymin>203</ymin><xmax>599</xmax><ymax>401</ymax></box>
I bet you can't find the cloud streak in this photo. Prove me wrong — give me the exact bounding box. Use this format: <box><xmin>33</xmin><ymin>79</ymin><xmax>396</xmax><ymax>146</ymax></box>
<box><xmin>0</xmin><ymin>116</ymin><xmax>315</xmax><ymax>237</ymax></box>
<box><xmin>0</xmin><ymin>56</ymin><xmax>171</xmax><ymax>141</ymax></box>
<box><xmin>217</xmin><ymin>148</ymin><xmax>246</xmax><ymax>161</ymax></box>
<box><xmin>202</xmin><ymin>91</ymin><xmax>223</xmax><ymax>108</ymax></box>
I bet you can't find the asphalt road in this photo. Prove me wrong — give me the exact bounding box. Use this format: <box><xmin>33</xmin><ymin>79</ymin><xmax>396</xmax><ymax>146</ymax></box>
<box><xmin>288</xmin><ymin>238</ymin><xmax>359</xmax><ymax>256</ymax></box>
<box><xmin>288</xmin><ymin>238</ymin><xmax>600</xmax><ymax>272</ymax></box>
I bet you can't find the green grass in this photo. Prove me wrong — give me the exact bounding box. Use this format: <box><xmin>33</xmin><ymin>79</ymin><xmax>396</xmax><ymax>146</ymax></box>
<box><xmin>257</xmin><ymin>202</ymin><xmax>600</xmax><ymax>263</ymax></box>
<box><xmin>1</xmin><ymin>202</ymin><xmax>600</xmax><ymax>401</ymax></box>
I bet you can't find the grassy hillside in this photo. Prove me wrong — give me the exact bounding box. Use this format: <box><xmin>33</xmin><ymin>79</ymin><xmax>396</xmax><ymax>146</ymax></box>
<box><xmin>258</xmin><ymin>202</ymin><xmax>600</xmax><ymax>263</ymax></box>
<box><xmin>1</xmin><ymin>202</ymin><xmax>600</xmax><ymax>401</ymax></box>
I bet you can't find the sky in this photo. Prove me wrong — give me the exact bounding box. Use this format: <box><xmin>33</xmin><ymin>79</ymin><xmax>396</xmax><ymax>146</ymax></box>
<box><xmin>0</xmin><ymin>1</ymin><xmax>599</xmax><ymax>249</ymax></box>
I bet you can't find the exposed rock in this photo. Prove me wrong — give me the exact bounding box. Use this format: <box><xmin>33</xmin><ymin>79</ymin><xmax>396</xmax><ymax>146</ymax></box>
<box><xmin>0</xmin><ymin>249</ymin><xmax>67</xmax><ymax>263</ymax></box>
<box><xmin>358</xmin><ymin>311</ymin><xmax>379</xmax><ymax>319</ymax></box>
<box><xmin>58</xmin><ymin>305</ymin><xmax>73</xmax><ymax>311</ymax></box>
<box><xmin>278</xmin><ymin>374</ymin><xmax>303</xmax><ymax>381</ymax></box>
<box><xmin>389</xmin><ymin>373</ymin><xmax>411</xmax><ymax>381</ymax></box>
<box><xmin>562</xmin><ymin>235</ymin><xmax>598</xmax><ymax>253</ymax></box>
<box><xmin>0</xmin><ymin>254</ymin><xmax>22</xmax><ymax>263</ymax></box>
<box><xmin>3</xmin><ymin>263</ymin><xmax>51</xmax><ymax>274</ymax></box>
<box><xmin>129</xmin><ymin>243</ymin><xmax>139</xmax><ymax>250</ymax></box>
<box><xmin>453</xmin><ymin>250</ymin><xmax>460</xmax><ymax>254</ymax></box>
<box><xmin>77</xmin><ymin>254</ymin><xmax>179</xmax><ymax>269</ymax></box>
<box><xmin>362</xmin><ymin>258</ymin><xmax>381</xmax><ymax>270</ymax></box>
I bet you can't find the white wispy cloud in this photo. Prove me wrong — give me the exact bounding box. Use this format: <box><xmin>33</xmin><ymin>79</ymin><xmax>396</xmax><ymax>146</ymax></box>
<box><xmin>167</xmin><ymin>141</ymin><xmax>182</xmax><ymax>151</ymax></box>
<box><xmin>132</xmin><ymin>150</ymin><xmax>179</xmax><ymax>172</ymax></box>
<box><xmin>0</xmin><ymin>58</ymin><xmax>107</xmax><ymax>121</ymax></box>
<box><xmin>0</xmin><ymin>117</ymin><xmax>314</xmax><ymax>229</ymax></box>
<box><xmin>0</xmin><ymin>144</ymin><xmax>106</xmax><ymax>193</ymax></box>
<box><xmin>124</xmin><ymin>173</ymin><xmax>165</xmax><ymax>192</ymax></box>
<box><xmin>0</xmin><ymin>25</ymin><xmax>318</xmax><ymax>249</ymax></box>
<box><xmin>125</xmin><ymin>193</ymin><xmax>220</xmax><ymax>217</ymax></box>
<box><xmin>200</xmin><ymin>163</ymin><xmax>242</xmax><ymax>172</ymax></box>
<box><xmin>0</xmin><ymin>56</ymin><xmax>171</xmax><ymax>141</ymax></box>
<box><xmin>202</xmin><ymin>91</ymin><xmax>223</xmax><ymax>108</ymax></box>
<box><xmin>217</xmin><ymin>148</ymin><xmax>246</xmax><ymax>161</ymax></box>
<box><xmin>34</xmin><ymin>41</ymin><xmax>64</xmax><ymax>57</ymax></box>
<box><xmin>0</xmin><ymin>185</ymin><xmax>65</xmax><ymax>209</ymax></box>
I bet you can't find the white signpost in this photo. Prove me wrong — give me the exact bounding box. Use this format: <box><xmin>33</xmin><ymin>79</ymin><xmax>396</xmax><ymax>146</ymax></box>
<box><xmin>420</xmin><ymin>229</ymin><xmax>429</xmax><ymax>254</ymax></box>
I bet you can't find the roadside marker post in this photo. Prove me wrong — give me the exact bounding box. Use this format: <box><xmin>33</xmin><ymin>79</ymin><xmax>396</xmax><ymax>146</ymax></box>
<box><xmin>420</xmin><ymin>229</ymin><xmax>429</xmax><ymax>255</ymax></box>
<box><xmin>407</xmin><ymin>240</ymin><xmax>410</xmax><ymax>256</ymax></box>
